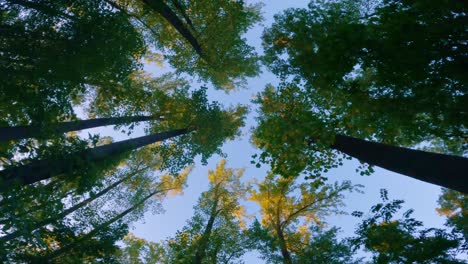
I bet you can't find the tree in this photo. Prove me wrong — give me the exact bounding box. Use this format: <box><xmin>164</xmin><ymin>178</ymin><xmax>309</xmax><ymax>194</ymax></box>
<box><xmin>0</xmin><ymin>147</ymin><xmax>190</xmax><ymax>262</ymax></box>
<box><xmin>0</xmin><ymin>115</ymin><xmax>162</xmax><ymax>142</ymax></box>
<box><xmin>0</xmin><ymin>88</ymin><xmax>246</xmax><ymax>191</ymax></box>
<box><xmin>106</xmin><ymin>0</ymin><xmax>262</xmax><ymax>89</ymax></box>
<box><xmin>248</xmin><ymin>173</ymin><xmax>360</xmax><ymax>263</ymax></box>
<box><xmin>0</xmin><ymin>0</ymin><xmax>147</xmax><ymax>182</ymax></box>
<box><xmin>0</xmin><ymin>129</ymin><xmax>186</xmax><ymax>190</ymax></box>
<box><xmin>262</xmin><ymin>0</ymin><xmax>467</xmax><ymax>150</ymax></box>
<box><xmin>0</xmin><ymin>0</ymin><xmax>146</xmax><ymax>126</ymax></box>
<box><xmin>253</xmin><ymin>84</ymin><xmax>468</xmax><ymax>193</ymax></box>
<box><xmin>254</xmin><ymin>0</ymin><xmax>468</xmax><ymax>190</ymax></box>
<box><xmin>163</xmin><ymin>160</ymin><xmax>250</xmax><ymax>264</ymax></box>
<box><xmin>352</xmin><ymin>189</ymin><xmax>465</xmax><ymax>263</ymax></box>
<box><xmin>0</xmin><ymin>155</ymin><xmax>152</xmax><ymax>243</ymax></box>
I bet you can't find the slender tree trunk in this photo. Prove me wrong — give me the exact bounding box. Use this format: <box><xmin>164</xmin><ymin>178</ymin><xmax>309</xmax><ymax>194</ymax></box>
<box><xmin>0</xmin><ymin>128</ymin><xmax>189</xmax><ymax>191</ymax></box>
<box><xmin>193</xmin><ymin>194</ymin><xmax>220</xmax><ymax>264</ymax></box>
<box><xmin>43</xmin><ymin>187</ymin><xmax>164</xmax><ymax>261</ymax></box>
<box><xmin>329</xmin><ymin>134</ymin><xmax>468</xmax><ymax>193</ymax></box>
<box><xmin>0</xmin><ymin>115</ymin><xmax>159</xmax><ymax>142</ymax></box>
<box><xmin>141</xmin><ymin>0</ymin><xmax>203</xmax><ymax>57</ymax></box>
<box><xmin>0</xmin><ymin>166</ymin><xmax>147</xmax><ymax>242</ymax></box>
<box><xmin>276</xmin><ymin>225</ymin><xmax>292</xmax><ymax>264</ymax></box>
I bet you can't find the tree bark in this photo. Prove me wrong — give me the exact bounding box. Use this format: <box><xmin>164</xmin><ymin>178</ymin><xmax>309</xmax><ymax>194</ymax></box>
<box><xmin>0</xmin><ymin>166</ymin><xmax>146</xmax><ymax>243</ymax></box>
<box><xmin>276</xmin><ymin>225</ymin><xmax>292</xmax><ymax>264</ymax></box>
<box><xmin>0</xmin><ymin>128</ymin><xmax>188</xmax><ymax>191</ymax></box>
<box><xmin>193</xmin><ymin>191</ymin><xmax>220</xmax><ymax>264</ymax></box>
<box><xmin>329</xmin><ymin>134</ymin><xmax>468</xmax><ymax>193</ymax></box>
<box><xmin>141</xmin><ymin>0</ymin><xmax>203</xmax><ymax>57</ymax></box>
<box><xmin>0</xmin><ymin>115</ymin><xmax>159</xmax><ymax>142</ymax></box>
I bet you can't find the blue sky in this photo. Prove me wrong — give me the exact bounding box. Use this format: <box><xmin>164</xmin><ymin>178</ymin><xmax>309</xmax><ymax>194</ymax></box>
<box><xmin>87</xmin><ymin>1</ymin><xmax>448</xmax><ymax>262</ymax></box>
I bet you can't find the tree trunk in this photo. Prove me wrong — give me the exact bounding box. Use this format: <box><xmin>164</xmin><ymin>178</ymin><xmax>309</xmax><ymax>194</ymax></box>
<box><xmin>330</xmin><ymin>134</ymin><xmax>468</xmax><ymax>193</ymax></box>
<box><xmin>276</xmin><ymin>225</ymin><xmax>292</xmax><ymax>264</ymax></box>
<box><xmin>43</xmin><ymin>187</ymin><xmax>163</xmax><ymax>261</ymax></box>
<box><xmin>141</xmin><ymin>0</ymin><xmax>203</xmax><ymax>57</ymax></box>
<box><xmin>0</xmin><ymin>128</ymin><xmax>188</xmax><ymax>191</ymax></box>
<box><xmin>0</xmin><ymin>166</ymin><xmax>146</xmax><ymax>243</ymax></box>
<box><xmin>193</xmin><ymin>193</ymin><xmax>220</xmax><ymax>264</ymax></box>
<box><xmin>0</xmin><ymin>115</ymin><xmax>158</xmax><ymax>142</ymax></box>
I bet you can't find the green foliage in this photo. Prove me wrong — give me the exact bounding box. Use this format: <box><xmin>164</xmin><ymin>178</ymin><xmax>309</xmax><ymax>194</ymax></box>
<box><xmin>163</xmin><ymin>0</ymin><xmax>263</xmax><ymax>90</ymax></box>
<box><xmin>116</xmin><ymin>233</ymin><xmax>166</xmax><ymax>263</ymax></box>
<box><xmin>352</xmin><ymin>189</ymin><xmax>465</xmax><ymax>263</ymax></box>
<box><xmin>263</xmin><ymin>0</ymin><xmax>467</xmax><ymax>148</ymax></box>
<box><xmin>148</xmin><ymin>87</ymin><xmax>247</xmax><ymax>172</ymax></box>
<box><xmin>297</xmin><ymin>227</ymin><xmax>361</xmax><ymax>264</ymax></box>
<box><xmin>0</xmin><ymin>148</ymin><xmax>187</xmax><ymax>262</ymax></box>
<box><xmin>162</xmin><ymin>160</ymin><xmax>250</xmax><ymax>263</ymax></box>
<box><xmin>0</xmin><ymin>0</ymin><xmax>146</xmax><ymax>125</ymax></box>
<box><xmin>0</xmin><ymin>0</ymin><xmax>146</xmax><ymax>185</ymax></box>
<box><xmin>255</xmin><ymin>0</ymin><xmax>467</xmax><ymax>179</ymax></box>
<box><xmin>111</xmin><ymin>0</ymin><xmax>262</xmax><ymax>90</ymax></box>
<box><xmin>253</xmin><ymin>84</ymin><xmax>351</xmax><ymax>179</ymax></box>
<box><xmin>437</xmin><ymin>188</ymin><xmax>468</xmax><ymax>249</ymax></box>
<box><xmin>248</xmin><ymin>174</ymin><xmax>360</xmax><ymax>263</ymax></box>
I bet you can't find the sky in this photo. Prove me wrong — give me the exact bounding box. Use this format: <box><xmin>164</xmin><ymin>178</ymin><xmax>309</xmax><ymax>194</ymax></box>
<box><xmin>86</xmin><ymin>1</ymin><xmax>448</xmax><ymax>262</ymax></box>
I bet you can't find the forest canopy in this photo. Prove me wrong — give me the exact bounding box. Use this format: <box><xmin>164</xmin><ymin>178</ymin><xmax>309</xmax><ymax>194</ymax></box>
<box><xmin>0</xmin><ymin>0</ymin><xmax>466</xmax><ymax>262</ymax></box>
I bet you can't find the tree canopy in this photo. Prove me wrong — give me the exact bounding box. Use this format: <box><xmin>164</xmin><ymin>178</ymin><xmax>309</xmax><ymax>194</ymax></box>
<box><xmin>262</xmin><ymin>0</ymin><xmax>467</xmax><ymax>151</ymax></box>
<box><xmin>253</xmin><ymin>0</ymin><xmax>468</xmax><ymax>187</ymax></box>
<box><xmin>1</xmin><ymin>0</ymin><xmax>467</xmax><ymax>262</ymax></box>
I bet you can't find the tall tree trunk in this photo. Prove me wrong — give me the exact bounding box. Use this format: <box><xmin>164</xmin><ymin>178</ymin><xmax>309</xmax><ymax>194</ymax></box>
<box><xmin>329</xmin><ymin>134</ymin><xmax>468</xmax><ymax>193</ymax></box>
<box><xmin>0</xmin><ymin>115</ymin><xmax>158</xmax><ymax>142</ymax></box>
<box><xmin>193</xmin><ymin>193</ymin><xmax>220</xmax><ymax>264</ymax></box>
<box><xmin>0</xmin><ymin>128</ymin><xmax>189</xmax><ymax>191</ymax></box>
<box><xmin>276</xmin><ymin>225</ymin><xmax>292</xmax><ymax>264</ymax></box>
<box><xmin>43</xmin><ymin>187</ymin><xmax>164</xmax><ymax>261</ymax></box>
<box><xmin>0</xmin><ymin>166</ymin><xmax>147</xmax><ymax>243</ymax></box>
<box><xmin>141</xmin><ymin>0</ymin><xmax>203</xmax><ymax>57</ymax></box>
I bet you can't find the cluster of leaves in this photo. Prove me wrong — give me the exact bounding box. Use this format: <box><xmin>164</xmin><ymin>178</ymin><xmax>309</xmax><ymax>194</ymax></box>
<box><xmin>105</xmin><ymin>0</ymin><xmax>263</xmax><ymax>90</ymax></box>
<box><xmin>351</xmin><ymin>189</ymin><xmax>465</xmax><ymax>263</ymax></box>
<box><xmin>252</xmin><ymin>84</ymin><xmax>352</xmax><ymax>179</ymax></box>
<box><xmin>437</xmin><ymin>188</ymin><xmax>468</xmax><ymax>250</ymax></box>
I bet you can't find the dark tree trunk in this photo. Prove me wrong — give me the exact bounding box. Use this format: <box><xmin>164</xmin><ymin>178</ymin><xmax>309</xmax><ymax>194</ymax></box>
<box><xmin>43</xmin><ymin>187</ymin><xmax>162</xmax><ymax>261</ymax></box>
<box><xmin>0</xmin><ymin>128</ymin><xmax>188</xmax><ymax>191</ymax></box>
<box><xmin>141</xmin><ymin>0</ymin><xmax>203</xmax><ymax>57</ymax></box>
<box><xmin>276</xmin><ymin>226</ymin><xmax>292</xmax><ymax>264</ymax></box>
<box><xmin>193</xmin><ymin>194</ymin><xmax>220</xmax><ymax>264</ymax></box>
<box><xmin>330</xmin><ymin>134</ymin><xmax>468</xmax><ymax>193</ymax></box>
<box><xmin>0</xmin><ymin>167</ymin><xmax>145</xmax><ymax>243</ymax></box>
<box><xmin>0</xmin><ymin>115</ymin><xmax>158</xmax><ymax>142</ymax></box>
